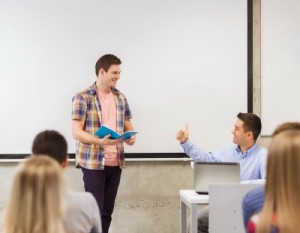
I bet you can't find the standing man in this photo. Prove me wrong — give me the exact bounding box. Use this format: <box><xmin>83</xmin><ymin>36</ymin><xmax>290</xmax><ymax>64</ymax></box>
<box><xmin>176</xmin><ymin>112</ymin><xmax>267</xmax><ymax>233</ymax></box>
<box><xmin>72</xmin><ymin>54</ymin><xmax>136</xmax><ymax>233</ymax></box>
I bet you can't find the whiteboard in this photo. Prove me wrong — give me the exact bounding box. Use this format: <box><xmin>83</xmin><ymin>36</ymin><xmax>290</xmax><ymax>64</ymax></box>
<box><xmin>261</xmin><ymin>0</ymin><xmax>300</xmax><ymax>135</ymax></box>
<box><xmin>0</xmin><ymin>0</ymin><xmax>247</xmax><ymax>154</ymax></box>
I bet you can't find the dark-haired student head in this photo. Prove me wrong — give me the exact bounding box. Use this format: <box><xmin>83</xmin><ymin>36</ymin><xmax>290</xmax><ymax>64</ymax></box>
<box><xmin>32</xmin><ymin>130</ymin><xmax>68</xmax><ymax>167</ymax></box>
<box><xmin>236</xmin><ymin>112</ymin><xmax>262</xmax><ymax>141</ymax></box>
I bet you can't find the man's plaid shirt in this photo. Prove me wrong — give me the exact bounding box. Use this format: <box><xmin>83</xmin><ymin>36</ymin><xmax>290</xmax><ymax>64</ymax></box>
<box><xmin>72</xmin><ymin>82</ymin><xmax>132</xmax><ymax>169</ymax></box>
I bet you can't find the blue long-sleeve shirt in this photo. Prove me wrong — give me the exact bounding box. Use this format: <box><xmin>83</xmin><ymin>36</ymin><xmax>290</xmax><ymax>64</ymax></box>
<box><xmin>242</xmin><ymin>186</ymin><xmax>265</xmax><ymax>229</ymax></box>
<box><xmin>181</xmin><ymin>140</ymin><xmax>267</xmax><ymax>181</ymax></box>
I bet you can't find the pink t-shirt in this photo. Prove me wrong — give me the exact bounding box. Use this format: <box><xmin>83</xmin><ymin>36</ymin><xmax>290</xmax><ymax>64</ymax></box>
<box><xmin>98</xmin><ymin>91</ymin><xmax>119</xmax><ymax>166</ymax></box>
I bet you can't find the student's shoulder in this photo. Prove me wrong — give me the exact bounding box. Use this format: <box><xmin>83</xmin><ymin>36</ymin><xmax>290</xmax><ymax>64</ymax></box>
<box><xmin>256</xmin><ymin>144</ymin><xmax>268</xmax><ymax>154</ymax></box>
<box><xmin>64</xmin><ymin>191</ymin><xmax>100</xmax><ymax>233</ymax></box>
<box><xmin>249</xmin><ymin>185</ymin><xmax>264</xmax><ymax>196</ymax></box>
<box><xmin>66</xmin><ymin>191</ymin><xmax>97</xmax><ymax>205</ymax></box>
<box><xmin>73</xmin><ymin>84</ymin><xmax>96</xmax><ymax>99</ymax></box>
<box><xmin>244</xmin><ymin>186</ymin><xmax>264</xmax><ymax>202</ymax></box>
<box><xmin>67</xmin><ymin>190</ymin><xmax>94</xmax><ymax>198</ymax></box>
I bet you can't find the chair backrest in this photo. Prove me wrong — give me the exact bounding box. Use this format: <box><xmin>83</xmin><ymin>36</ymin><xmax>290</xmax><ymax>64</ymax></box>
<box><xmin>209</xmin><ymin>183</ymin><xmax>263</xmax><ymax>233</ymax></box>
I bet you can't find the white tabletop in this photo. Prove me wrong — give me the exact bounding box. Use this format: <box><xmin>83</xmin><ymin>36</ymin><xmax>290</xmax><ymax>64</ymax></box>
<box><xmin>180</xmin><ymin>189</ymin><xmax>209</xmax><ymax>204</ymax></box>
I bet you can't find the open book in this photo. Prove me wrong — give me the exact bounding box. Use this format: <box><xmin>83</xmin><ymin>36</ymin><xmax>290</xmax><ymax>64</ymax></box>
<box><xmin>95</xmin><ymin>125</ymin><xmax>138</xmax><ymax>140</ymax></box>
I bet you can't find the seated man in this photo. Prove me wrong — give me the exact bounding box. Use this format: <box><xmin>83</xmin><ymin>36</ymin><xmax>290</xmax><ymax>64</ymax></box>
<box><xmin>176</xmin><ymin>112</ymin><xmax>267</xmax><ymax>233</ymax></box>
<box><xmin>31</xmin><ymin>130</ymin><xmax>102</xmax><ymax>233</ymax></box>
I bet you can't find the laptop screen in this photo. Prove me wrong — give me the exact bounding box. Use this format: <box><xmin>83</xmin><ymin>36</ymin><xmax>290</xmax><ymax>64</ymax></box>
<box><xmin>194</xmin><ymin>162</ymin><xmax>240</xmax><ymax>194</ymax></box>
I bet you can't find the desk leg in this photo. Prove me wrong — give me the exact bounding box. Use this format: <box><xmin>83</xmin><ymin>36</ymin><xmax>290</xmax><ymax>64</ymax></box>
<box><xmin>180</xmin><ymin>200</ymin><xmax>186</xmax><ymax>233</ymax></box>
<box><xmin>190</xmin><ymin>204</ymin><xmax>197</xmax><ymax>233</ymax></box>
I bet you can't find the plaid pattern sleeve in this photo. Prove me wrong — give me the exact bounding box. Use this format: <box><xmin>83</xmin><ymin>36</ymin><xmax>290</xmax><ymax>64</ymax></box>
<box><xmin>72</xmin><ymin>94</ymin><xmax>87</xmax><ymax>120</ymax></box>
<box><xmin>124</xmin><ymin>96</ymin><xmax>132</xmax><ymax>120</ymax></box>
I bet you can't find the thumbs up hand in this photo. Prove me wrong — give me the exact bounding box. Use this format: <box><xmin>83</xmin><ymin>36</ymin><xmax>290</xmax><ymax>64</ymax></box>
<box><xmin>176</xmin><ymin>124</ymin><xmax>189</xmax><ymax>143</ymax></box>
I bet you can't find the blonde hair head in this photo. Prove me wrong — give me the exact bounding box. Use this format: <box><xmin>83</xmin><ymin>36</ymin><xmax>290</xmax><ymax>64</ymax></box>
<box><xmin>257</xmin><ymin>128</ymin><xmax>300</xmax><ymax>233</ymax></box>
<box><xmin>4</xmin><ymin>155</ymin><xmax>65</xmax><ymax>233</ymax></box>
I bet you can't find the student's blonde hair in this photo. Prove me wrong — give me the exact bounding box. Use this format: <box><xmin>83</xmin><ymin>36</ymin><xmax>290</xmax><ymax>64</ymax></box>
<box><xmin>3</xmin><ymin>155</ymin><xmax>65</xmax><ymax>233</ymax></box>
<box><xmin>257</xmin><ymin>127</ymin><xmax>300</xmax><ymax>233</ymax></box>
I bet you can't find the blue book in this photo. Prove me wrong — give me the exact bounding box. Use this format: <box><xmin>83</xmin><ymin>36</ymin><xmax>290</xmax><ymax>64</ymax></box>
<box><xmin>95</xmin><ymin>125</ymin><xmax>138</xmax><ymax>140</ymax></box>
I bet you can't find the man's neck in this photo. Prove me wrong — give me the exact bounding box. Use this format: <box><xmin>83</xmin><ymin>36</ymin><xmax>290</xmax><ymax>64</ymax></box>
<box><xmin>96</xmin><ymin>81</ymin><xmax>111</xmax><ymax>94</ymax></box>
<box><xmin>239</xmin><ymin>142</ymin><xmax>255</xmax><ymax>153</ymax></box>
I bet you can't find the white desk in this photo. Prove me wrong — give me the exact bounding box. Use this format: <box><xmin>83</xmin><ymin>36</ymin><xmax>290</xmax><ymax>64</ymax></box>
<box><xmin>180</xmin><ymin>190</ymin><xmax>209</xmax><ymax>233</ymax></box>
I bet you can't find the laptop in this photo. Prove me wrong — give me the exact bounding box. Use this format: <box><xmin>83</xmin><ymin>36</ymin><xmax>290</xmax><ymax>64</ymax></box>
<box><xmin>194</xmin><ymin>162</ymin><xmax>240</xmax><ymax>194</ymax></box>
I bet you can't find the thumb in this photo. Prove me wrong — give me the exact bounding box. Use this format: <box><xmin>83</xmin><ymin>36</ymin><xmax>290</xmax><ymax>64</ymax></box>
<box><xmin>185</xmin><ymin>123</ymin><xmax>189</xmax><ymax>133</ymax></box>
<box><xmin>104</xmin><ymin>134</ymin><xmax>111</xmax><ymax>139</ymax></box>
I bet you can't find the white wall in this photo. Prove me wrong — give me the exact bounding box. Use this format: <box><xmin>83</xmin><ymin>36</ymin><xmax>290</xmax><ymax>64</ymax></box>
<box><xmin>261</xmin><ymin>0</ymin><xmax>300</xmax><ymax>135</ymax></box>
<box><xmin>0</xmin><ymin>0</ymin><xmax>247</xmax><ymax>154</ymax></box>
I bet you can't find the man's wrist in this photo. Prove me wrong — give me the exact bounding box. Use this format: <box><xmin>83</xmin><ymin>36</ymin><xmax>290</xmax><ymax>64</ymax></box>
<box><xmin>181</xmin><ymin>138</ymin><xmax>188</xmax><ymax>144</ymax></box>
<box><xmin>98</xmin><ymin>138</ymin><xmax>105</xmax><ymax>147</ymax></box>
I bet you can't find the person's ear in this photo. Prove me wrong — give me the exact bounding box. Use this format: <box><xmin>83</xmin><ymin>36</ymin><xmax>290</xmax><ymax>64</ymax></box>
<box><xmin>61</xmin><ymin>156</ymin><xmax>68</xmax><ymax>169</ymax></box>
<box><xmin>248</xmin><ymin>131</ymin><xmax>253</xmax><ymax>139</ymax></box>
<box><xmin>99</xmin><ymin>68</ymin><xmax>106</xmax><ymax>76</ymax></box>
